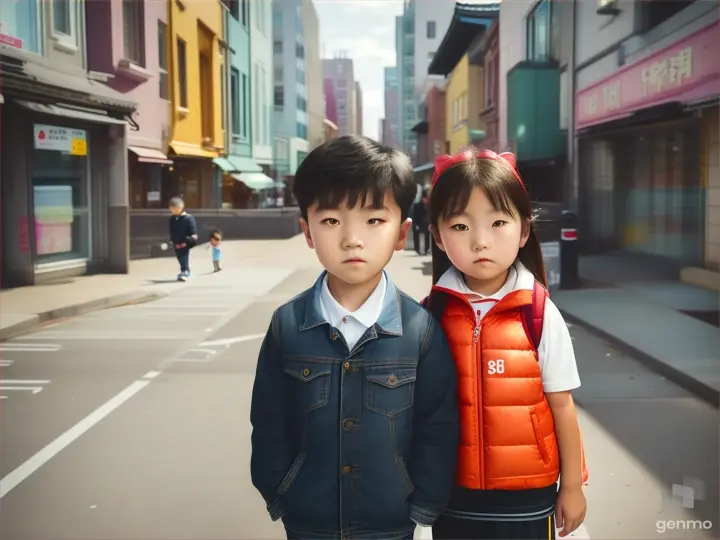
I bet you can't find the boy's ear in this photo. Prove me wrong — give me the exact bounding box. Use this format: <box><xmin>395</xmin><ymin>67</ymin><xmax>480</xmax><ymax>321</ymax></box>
<box><xmin>299</xmin><ymin>218</ymin><xmax>314</xmax><ymax>249</ymax></box>
<box><xmin>395</xmin><ymin>218</ymin><xmax>412</xmax><ymax>251</ymax></box>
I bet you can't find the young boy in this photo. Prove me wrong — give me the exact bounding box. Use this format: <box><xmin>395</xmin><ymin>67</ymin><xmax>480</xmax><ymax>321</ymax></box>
<box><xmin>250</xmin><ymin>135</ymin><xmax>459</xmax><ymax>540</ymax></box>
<box><xmin>208</xmin><ymin>229</ymin><xmax>222</xmax><ymax>272</ymax></box>
<box><xmin>168</xmin><ymin>197</ymin><xmax>198</xmax><ymax>281</ymax></box>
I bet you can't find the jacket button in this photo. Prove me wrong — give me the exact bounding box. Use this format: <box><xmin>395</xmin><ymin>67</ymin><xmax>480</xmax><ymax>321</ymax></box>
<box><xmin>343</xmin><ymin>361</ymin><xmax>350</xmax><ymax>370</ymax></box>
<box><xmin>302</xmin><ymin>368</ymin><xmax>311</xmax><ymax>377</ymax></box>
<box><xmin>342</xmin><ymin>465</ymin><xmax>351</xmax><ymax>475</ymax></box>
<box><xmin>388</xmin><ymin>375</ymin><xmax>397</xmax><ymax>385</ymax></box>
<box><xmin>342</xmin><ymin>419</ymin><xmax>354</xmax><ymax>430</ymax></box>
<box><xmin>332</xmin><ymin>333</ymin><xmax>339</xmax><ymax>340</ymax></box>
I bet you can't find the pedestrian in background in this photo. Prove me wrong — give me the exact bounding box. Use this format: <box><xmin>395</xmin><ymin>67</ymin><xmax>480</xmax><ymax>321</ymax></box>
<box><xmin>411</xmin><ymin>188</ymin><xmax>430</xmax><ymax>255</ymax></box>
<box><xmin>208</xmin><ymin>229</ymin><xmax>223</xmax><ymax>272</ymax></box>
<box><xmin>249</xmin><ymin>135</ymin><xmax>459</xmax><ymax>540</ymax></box>
<box><xmin>422</xmin><ymin>149</ymin><xmax>588</xmax><ymax>540</ymax></box>
<box><xmin>168</xmin><ymin>196</ymin><xmax>198</xmax><ymax>281</ymax></box>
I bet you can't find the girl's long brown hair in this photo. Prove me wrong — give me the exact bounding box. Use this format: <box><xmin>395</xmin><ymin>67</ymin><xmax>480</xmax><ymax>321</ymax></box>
<box><xmin>429</xmin><ymin>157</ymin><xmax>547</xmax><ymax>287</ymax></box>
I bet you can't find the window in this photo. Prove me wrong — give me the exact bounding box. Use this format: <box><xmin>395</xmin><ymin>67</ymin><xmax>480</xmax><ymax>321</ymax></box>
<box><xmin>225</xmin><ymin>0</ymin><xmax>239</xmax><ymax>19</ymax></box>
<box><xmin>122</xmin><ymin>0</ymin><xmax>145</xmax><ymax>65</ymax></box>
<box><xmin>428</xmin><ymin>51</ymin><xmax>435</xmax><ymax>62</ymax></box>
<box><xmin>0</xmin><ymin>0</ymin><xmax>41</xmax><ymax>52</ymax></box>
<box><xmin>177</xmin><ymin>38</ymin><xmax>188</xmax><ymax>108</ymax></box>
<box><xmin>158</xmin><ymin>21</ymin><xmax>169</xmax><ymax>99</ymax></box>
<box><xmin>231</xmin><ymin>68</ymin><xmax>240</xmax><ymax>135</ymax></box>
<box><xmin>274</xmin><ymin>66</ymin><xmax>283</xmax><ymax>82</ymax></box>
<box><xmin>241</xmin><ymin>0</ymin><xmax>249</xmax><ymax>27</ymax></box>
<box><xmin>241</xmin><ymin>73</ymin><xmax>249</xmax><ymax>138</ymax></box>
<box><xmin>274</xmin><ymin>86</ymin><xmax>284</xmax><ymax>107</ymax></box>
<box><xmin>261</xmin><ymin>67</ymin><xmax>268</xmax><ymax>144</ymax></box>
<box><xmin>220</xmin><ymin>59</ymin><xmax>225</xmax><ymax>131</ymax></box>
<box><xmin>273</xmin><ymin>40</ymin><xmax>282</xmax><ymax>54</ymax></box>
<box><xmin>526</xmin><ymin>0</ymin><xmax>551</xmax><ymax>62</ymax></box>
<box><xmin>52</xmin><ymin>0</ymin><xmax>72</xmax><ymax>36</ymax></box>
<box><xmin>426</xmin><ymin>21</ymin><xmax>436</xmax><ymax>39</ymax></box>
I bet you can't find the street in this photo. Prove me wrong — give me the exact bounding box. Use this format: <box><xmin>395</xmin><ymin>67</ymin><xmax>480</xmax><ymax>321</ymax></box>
<box><xmin>0</xmin><ymin>250</ymin><xmax>717</xmax><ymax>540</ymax></box>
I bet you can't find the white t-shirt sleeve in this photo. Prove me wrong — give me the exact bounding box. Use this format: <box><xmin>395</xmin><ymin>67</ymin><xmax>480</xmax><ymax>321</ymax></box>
<box><xmin>537</xmin><ymin>298</ymin><xmax>581</xmax><ymax>393</ymax></box>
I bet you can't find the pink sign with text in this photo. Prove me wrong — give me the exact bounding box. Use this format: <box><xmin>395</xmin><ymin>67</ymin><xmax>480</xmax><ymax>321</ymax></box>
<box><xmin>576</xmin><ymin>22</ymin><xmax>720</xmax><ymax>129</ymax></box>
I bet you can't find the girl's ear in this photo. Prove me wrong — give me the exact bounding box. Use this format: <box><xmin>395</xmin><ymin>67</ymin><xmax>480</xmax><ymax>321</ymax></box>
<box><xmin>430</xmin><ymin>225</ymin><xmax>446</xmax><ymax>252</ymax></box>
<box><xmin>519</xmin><ymin>219</ymin><xmax>531</xmax><ymax>248</ymax></box>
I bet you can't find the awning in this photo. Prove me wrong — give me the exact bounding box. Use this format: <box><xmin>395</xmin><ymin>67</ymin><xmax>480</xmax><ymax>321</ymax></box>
<box><xmin>213</xmin><ymin>155</ymin><xmax>263</xmax><ymax>173</ymax></box>
<box><xmin>0</xmin><ymin>93</ymin><xmax>4</xmax><ymax>104</ymax></box>
<box><xmin>411</xmin><ymin>120</ymin><xmax>428</xmax><ymax>134</ymax></box>
<box><xmin>128</xmin><ymin>146</ymin><xmax>173</xmax><ymax>164</ymax></box>
<box><xmin>169</xmin><ymin>141</ymin><xmax>218</xmax><ymax>158</ymax></box>
<box><xmin>14</xmin><ymin>100</ymin><xmax>127</xmax><ymax>124</ymax></box>
<box><xmin>428</xmin><ymin>2</ymin><xmax>500</xmax><ymax>77</ymax></box>
<box><xmin>231</xmin><ymin>171</ymin><xmax>276</xmax><ymax>191</ymax></box>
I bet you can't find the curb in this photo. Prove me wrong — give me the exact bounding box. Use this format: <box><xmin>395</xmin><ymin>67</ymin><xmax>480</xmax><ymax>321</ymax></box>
<box><xmin>559</xmin><ymin>309</ymin><xmax>719</xmax><ymax>409</ymax></box>
<box><xmin>0</xmin><ymin>290</ymin><xmax>168</xmax><ymax>341</ymax></box>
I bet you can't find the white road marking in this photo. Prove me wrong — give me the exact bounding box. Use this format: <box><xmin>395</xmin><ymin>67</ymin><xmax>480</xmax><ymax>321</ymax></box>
<box><xmin>0</xmin><ymin>360</ymin><xmax>15</xmax><ymax>367</ymax></box>
<box><xmin>200</xmin><ymin>333</ymin><xmax>265</xmax><ymax>347</ymax></box>
<box><xmin>0</xmin><ymin>386</ymin><xmax>45</xmax><ymax>394</ymax></box>
<box><xmin>0</xmin><ymin>343</ymin><xmax>61</xmax><ymax>352</ymax></box>
<box><xmin>0</xmin><ymin>379</ymin><xmax>150</xmax><ymax>499</ymax></box>
<box><xmin>142</xmin><ymin>371</ymin><xmax>161</xmax><ymax>379</ymax></box>
<box><xmin>0</xmin><ymin>379</ymin><xmax>50</xmax><ymax>384</ymax></box>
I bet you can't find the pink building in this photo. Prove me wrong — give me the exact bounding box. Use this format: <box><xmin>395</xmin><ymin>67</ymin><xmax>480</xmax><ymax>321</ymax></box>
<box><xmin>86</xmin><ymin>0</ymin><xmax>173</xmax><ymax>209</ymax></box>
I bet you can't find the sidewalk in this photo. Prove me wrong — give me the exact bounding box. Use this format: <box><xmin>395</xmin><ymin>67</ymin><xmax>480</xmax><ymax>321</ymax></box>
<box><xmin>553</xmin><ymin>253</ymin><xmax>720</xmax><ymax>408</ymax></box>
<box><xmin>0</xmin><ymin>236</ymin><xmax>315</xmax><ymax>340</ymax></box>
<box><xmin>2</xmin><ymin>237</ymin><xmax>718</xmax><ymax>408</ymax></box>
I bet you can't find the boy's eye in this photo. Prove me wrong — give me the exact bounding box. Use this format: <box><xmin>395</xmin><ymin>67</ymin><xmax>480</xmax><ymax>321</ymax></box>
<box><xmin>322</xmin><ymin>218</ymin><xmax>339</xmax><ymax>225</ymax></box>
<box><xmin>367</xmin><ymin>218</ymin><xmax>385</xmax><ymax>225</ymax></box>
<box><xmin>451</xmin><ymin>224</ymin><xmax>468</xmax><ymax>231</ymax></box>
<box><xmin>492</xmin><ymin>220</ymin><xmax>508</xmax><ymax>227</ymax></box>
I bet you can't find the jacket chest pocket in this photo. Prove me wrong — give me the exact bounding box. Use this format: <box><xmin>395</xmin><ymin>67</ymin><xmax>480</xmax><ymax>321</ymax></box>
<box><xmin>365</xmin><ymin>368</ymin><xmax>417</xmax><ymax>417</ymax></box>
<box><xmin>283</xmin><ymin>363</ymin><xmax>331</xmax><ymax>412</ymax></box>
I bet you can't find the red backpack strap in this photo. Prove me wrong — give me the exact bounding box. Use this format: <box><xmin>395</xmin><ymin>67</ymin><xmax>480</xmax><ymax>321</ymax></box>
<box><xmin>524</xmin><ymin>281</ymin><xmax>548</xmax><ymax>351</ymax></box>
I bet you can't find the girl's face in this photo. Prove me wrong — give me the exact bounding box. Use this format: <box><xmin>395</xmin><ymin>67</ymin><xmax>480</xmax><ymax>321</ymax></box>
<box><xmin>433</xmin><ymin>187</ymin><xmax>529</xmax><ymax>294</ymax></box>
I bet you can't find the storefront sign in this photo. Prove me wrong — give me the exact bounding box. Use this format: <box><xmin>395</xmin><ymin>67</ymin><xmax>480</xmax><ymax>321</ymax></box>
<box><xmin>0</xmin><ymin>32</ymin><xmax>22</xmax><ymax>49</ymax></box>
<box><xmin>541</xmin><ymin>241</ymin><xmax>561</xmax><ymax>291</ymax></box>
<box><xmin>576</xmin><ymin>22</ymin><xmax>720</xmax><ymax>129</ymax></box>
<box><xmin>33</xmin><ymin>124</ymin><xmax>88</xmax><ymax>156</ymax></box>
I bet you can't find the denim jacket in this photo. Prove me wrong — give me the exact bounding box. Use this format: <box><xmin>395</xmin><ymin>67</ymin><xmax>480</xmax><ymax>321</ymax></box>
<box><xmin>250</xmin><ymin>272</ymin><xmax>459</xmax><ymax>539</ymax></box>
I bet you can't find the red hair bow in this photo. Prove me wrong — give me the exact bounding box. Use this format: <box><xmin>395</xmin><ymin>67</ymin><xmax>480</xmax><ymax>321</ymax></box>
<box><xmin>431</xmin><ymin>149</ymin><xmax>524</xmax><ymax>190</ymax></box>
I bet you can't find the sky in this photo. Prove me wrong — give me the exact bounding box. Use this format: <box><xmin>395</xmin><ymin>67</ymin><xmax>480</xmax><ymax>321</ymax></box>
<box><xmin>314</xmin><ymin>0</ymin><xmax>405</xmax><ymax>141</ymax></box>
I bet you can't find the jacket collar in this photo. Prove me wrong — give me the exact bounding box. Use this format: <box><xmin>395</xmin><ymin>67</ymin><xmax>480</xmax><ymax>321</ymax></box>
<box><xmin>300</xmin><ymin>270</ymin><xmax>403</xmax><ymax>337</ymax></box>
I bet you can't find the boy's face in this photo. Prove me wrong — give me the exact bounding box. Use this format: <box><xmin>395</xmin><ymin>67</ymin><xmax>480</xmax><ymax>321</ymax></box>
<box><xmin>169</xmin><ymin>205</ymin><xmax>183</xmax><ymax>216</ymax></box>
<box><xmin>299</xmin><ymin>191</ymin><xmax>411</xmax><ymax>286</ymax></box>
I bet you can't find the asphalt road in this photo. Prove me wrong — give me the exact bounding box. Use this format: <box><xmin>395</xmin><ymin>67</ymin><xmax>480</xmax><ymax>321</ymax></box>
<box><xmin>0</xmin><ymin>262</ymin><xmax>717</xmax><ymax>540</ymax></box>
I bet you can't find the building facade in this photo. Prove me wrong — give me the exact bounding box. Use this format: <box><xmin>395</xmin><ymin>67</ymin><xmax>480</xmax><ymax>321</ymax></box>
<box><xmin>272</xmin><ymin>0</ymin><xmax>309</xmax><ymax>180</ymax></box>
<box><xmin>216</xmin><ymin>0</ymin><xmax>272</xmax><ymax>210</ymax></box>
<box><xmin>86</xmin><ymin>0</ymin><xmax>173</xmax><ymax>211</ymax></box>
<box><xmin>1</xmin><ymin>0</ymin><xmax>136</xmax><ymax>287</ymax></box>
<box><xmin>573</xmin><ymin>0</ymin><xmax>719</xmax><ymax>275</ymax></box>
<box><xmin>250</xmin><ymin>0</ymin><xmax>274</xmax><ymax>171</ymax></box>
<box><xmin>396</xmin><ymin>6</ymin><xmax>416</xmax><ymax>161</ymax></box>
<box><xmin>302</xmin><ymin>0</ymin><xmax>324</xmax><ymax>150</ymax></box>
<box><xmin>167</xmin><ymin>0</ymin><xmax>225</xmax><ymax>209</ymax></box>
<box><xmin>382</xmin><ymin>66</ymin><xmax>401</xmax><ymax>149</ymax></box>
<box><xmin>322</xmin><ymin>56</ymin><xmax>357</xmax><ymax>136</ymax></box>
<box><xmin>412</xmin><ymin>0</ymin><xmax>454</xmax><ymax>101</ymax></box>
<box><xmin>354</xmin><ymin>81</ymin><xmax>363</xmax><ymax>136</ymax></box>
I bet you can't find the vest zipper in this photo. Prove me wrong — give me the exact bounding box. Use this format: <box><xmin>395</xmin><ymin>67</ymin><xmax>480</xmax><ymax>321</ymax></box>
<box><xmin>474</xmin><ymin>314</ymin><xmax>484</xmax><ymax>489</ymax></box>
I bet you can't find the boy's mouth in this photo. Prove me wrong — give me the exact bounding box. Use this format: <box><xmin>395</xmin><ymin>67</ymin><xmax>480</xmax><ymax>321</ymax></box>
<box><xmin>344</xmin><ymin>257</ymin><xmax>366</xmax><ymax>264</ymax></box>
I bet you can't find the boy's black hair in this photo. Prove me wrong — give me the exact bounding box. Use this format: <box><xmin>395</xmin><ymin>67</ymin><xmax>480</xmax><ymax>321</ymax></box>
<box><xmin>209</xmin><ymin>229</ymin><xmax>222</xmax><ymax>241</ymax></box>
<box><xmin>292</xmin><ymin>135</ymin><xmax>416</xmax><ymax>221</ymax></box>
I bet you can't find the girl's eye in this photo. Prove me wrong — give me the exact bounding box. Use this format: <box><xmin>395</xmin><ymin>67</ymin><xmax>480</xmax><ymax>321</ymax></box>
<box><xmin>323</xmin><ymin>218</ymin><xmax>339</xmax><ymax>225</ymax></box>
<box><xmin>451</xmin><ymin>224</ymin><xmax>468</xmax><ymax>231</ymax></box>
<box><xmin>367</xmin><ymin>218</ymin><xmax>385</xmax><ymax>225</ymax></box>
<box><xmin>492</xmin><ymin>220</ymin><xmax>508</xmax><ymax>227</ymax></box>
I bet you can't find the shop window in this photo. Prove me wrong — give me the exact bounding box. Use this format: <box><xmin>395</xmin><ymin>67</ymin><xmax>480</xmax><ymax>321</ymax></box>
<box><xmin>0</xmin><ymin>0</ymin><xmax>41</xmax><ymax>53</ymax></box>
<box><xmin>31</xmin><ymin>125</ymin><xmax>91</xmax><ymax>264</ymax></box>
<box><xmin>426</xmin><ymin>21</ymin><xmax>436</xmax><ymax>39</ymax></box>
<box><xmin>231</xmin><ymin>68</ymin><xmax>241</xmax><ymax>136</ymax></box>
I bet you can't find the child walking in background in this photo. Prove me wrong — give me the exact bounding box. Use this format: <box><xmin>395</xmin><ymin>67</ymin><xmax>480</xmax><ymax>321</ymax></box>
<box><xmin>424</xmin><ymin>149</ymin><xmax>589</xmax><ymax>540</ymax></box>
<box><xmin>209</xmin><ymin>229</ymin><xmax>222</xmax><ymax>272</ymax></box>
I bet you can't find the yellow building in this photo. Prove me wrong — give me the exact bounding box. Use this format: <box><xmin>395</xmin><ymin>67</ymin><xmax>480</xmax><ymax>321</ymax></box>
<box><xmin>444</xmin><ymin>53</ymin><xmax>486</xmax><ymax>155</ymax></box>
<box><xmin>167</xmin><ymin>0</ymin><xmax>225</xmax><ymax>208</ymax></box>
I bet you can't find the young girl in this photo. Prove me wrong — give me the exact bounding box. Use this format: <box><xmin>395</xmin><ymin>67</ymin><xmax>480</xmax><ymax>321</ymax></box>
<box><xmin>424</xmin><ymin>149</ymin><xmax>588</xmax><ymax>540</ymax></box>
